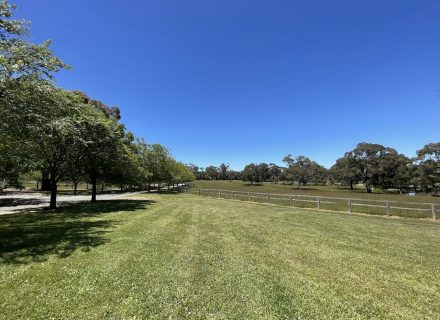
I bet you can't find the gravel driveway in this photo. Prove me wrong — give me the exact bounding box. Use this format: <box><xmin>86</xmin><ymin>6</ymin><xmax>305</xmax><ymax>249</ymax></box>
<box><xmin>0</xmin><ymin>191</ymin><xmax>146</xmax><ymax>215</ymax></box>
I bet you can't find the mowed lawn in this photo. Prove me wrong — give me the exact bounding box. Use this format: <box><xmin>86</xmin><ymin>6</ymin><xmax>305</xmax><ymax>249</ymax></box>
<box><xmin>1</xmin><ymin>194</ymin><xmax>440</xmax><ymax>319</ymax></box>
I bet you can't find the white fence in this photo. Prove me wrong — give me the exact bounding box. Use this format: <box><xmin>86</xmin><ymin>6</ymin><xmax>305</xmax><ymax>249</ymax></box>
<box><xmin>184</xmin><ymin>188</ymin><xmax>438</xmax><ymax>220</ymax></box>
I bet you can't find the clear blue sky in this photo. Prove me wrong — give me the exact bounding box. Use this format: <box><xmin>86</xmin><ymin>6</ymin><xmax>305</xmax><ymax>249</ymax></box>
<box><xmin>15</xmin><ymin>0</ymin><xmax>440</xmax><ymax>170</ymax></box>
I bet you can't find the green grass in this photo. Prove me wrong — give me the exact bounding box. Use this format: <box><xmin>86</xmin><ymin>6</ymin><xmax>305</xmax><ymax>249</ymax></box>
<box><xmin>1</xmin><ymin>194</ymin><xmax>440</xmax><ymax>319</ymax></box>
<box><xmin>192</xmin><ymin>180</ymin><xmax>440</xmax><ymax>218</ymax></box>
<box><xmin>193</xmin><ymin>180</ymin><xmax>440</xmax><ymax>203</ymax></box>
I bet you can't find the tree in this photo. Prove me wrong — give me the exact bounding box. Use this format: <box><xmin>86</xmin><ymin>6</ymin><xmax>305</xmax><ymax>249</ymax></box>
<box><xmin>283</xmin><ymin>155</ymin><xmax>315</xmax><ymax>188</ymax></box>
<box><xmin>268</xmin><ymin>163</ymin><xmax>281</xmax><ymax>183</ymax></box>
<box><xmin>257</xmin><ymin>163</ymin><xmax>270</xmax><ymax>182</ymax></box>
<box><xmin>205</xmin><ymin>166</ymin><xmax>218</xmax><ymax>180</ymax></box>
<box><xmin>142</xmin><ymin>144</ymin><xmax>174</xmax><ymax>192</ymax></box>
<box><xmin>218</xmin><ymin>163</ymin><xmax>229</xmax><ymax>180</ymax></box>
<box><xmin>25</xmin><ymin>89</ymin><xmax>84</xmax><ymax>208</ymax></box>
<box><xmin>0</xmin><ymin>0</ymin><xmax>68</xmax><ymax>190</ymax></box>
<box><xmin>186</xmin><ymin>163</ymin><xmax>201</xmax><ymax>180</ymax></box>
<box><xmin>77</xmin><ymin>104</ymin><xmax>126</xmax><ymax>202</ymax></box>
<box><xmin>310</xmin><ymin>162</ymin><xmax>328</xmax><ymax>185</ymax></box>
<box><xmin>242</xmin><ymin>163</ymin><xmax>260</xmax><ymax>185</ymax></box>
<box><xmin>417</xmin><ymin>143</ymin><xmax>440</xmax><ymax>195</ymax></box>
<box><xmin>0</xmin><ymin>1</ymin><xmax>68</xmax><ymax>84</ymax></box>
<box><xmin>342</xmin><ymin>143</ymin><xmax>406</xmax><ymax>193</ymax></box>
<box><xmin>168</xmin><ymin>161</ymin><xmax>195</xmax><ymax>188</ymax></box>
<box><xmin>330</xmin><ymin>155</ymin><xmax>362</xmax><ymax>190</ymax></box>
<box><xmin>103</xmin><ymin>134</ymin><xmax>151</xmax><ymax>191</ymax></box>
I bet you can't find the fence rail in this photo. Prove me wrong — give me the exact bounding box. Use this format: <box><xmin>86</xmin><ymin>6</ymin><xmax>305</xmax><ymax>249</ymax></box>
<box><xmin>183</xmin><ymin>188</ymin><xmax>438</xmax><ymax>220</ymax></box>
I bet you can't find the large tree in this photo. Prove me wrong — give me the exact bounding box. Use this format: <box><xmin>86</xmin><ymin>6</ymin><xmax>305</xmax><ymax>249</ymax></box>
<box><xmin>417</xmin><ymin>142</ymin><xmax>440</xmax><ymax>195</ymax></box>
<box><xmin>33</xmin><ymin>89</ymin><xmax>83</xmax><ymax>208</ymax></box>
<box><xmin>242</xmin><ymin>163</ymin><xmax>260</xmax><ymax>185</ymax></box>
<box><xmin>205</xmin><ymin>166</ymin><xmax>218</xmax><ymax>180</ymax></box>
<box><xmin>78</xmin><ymin>105</ymin><xmax>126</xmax><ymax>202</ymax></box>
<box><xmin>283</xmin><ymin>155</ymin><xmax>319</xmax><ymax>189</ymax></box>
<box><xmin>341</xmin><ymin>143</ymin><xmax>409</xmax><ymax>193</ymax></box>
<box><xmin>330</xmin><ymin>155</ymin><xmax>362</xmax><ymax>190</ymax></box>
<box><xmin>0</xmin><ymin>0</ymin><xmax>68</xmax><ymax>189</ymax></box>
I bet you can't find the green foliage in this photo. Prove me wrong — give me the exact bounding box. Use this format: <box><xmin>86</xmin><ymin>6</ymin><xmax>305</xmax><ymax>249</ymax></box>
<box><xmin>0</xmin><ymin>0</ymin><xmax>69</xmax><ymax>82</ymax></box>
<box><xmin>336</xmin><ymin>143</ymin><xmax>412</xmax><ymax>193</ymax></box>
<box><xmin>241</xmin><ymin>163</ymin><xmax>259</xmax><ymax>185</ymax></box>
<box><xmin>204</xmin><ymin>165</ymin><xmax>219</xmax><ymax>180</ymax></box>
<box><xmin>283</xmin><ymin>155</ymin><xmax>327</xmax><ymax>188</ymax></box>
<box><xmin>417</xmin><ymin>142</ymin><xmax>440</xmax><ymax>195</ymax></box>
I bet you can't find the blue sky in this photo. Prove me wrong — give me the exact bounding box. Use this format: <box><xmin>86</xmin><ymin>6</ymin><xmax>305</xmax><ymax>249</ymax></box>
<box><xmin>15</xmin><ymin>0</ymin><xmax>440</xmax><ymax>170</ymax></box>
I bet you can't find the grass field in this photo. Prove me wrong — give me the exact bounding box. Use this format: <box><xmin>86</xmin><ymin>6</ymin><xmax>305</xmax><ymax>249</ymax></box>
<box><xmin>192</xmin><ymin>181</ymin><xmax>440</xmax><ymax>219</ymax></box>
<box><xmin>193</xmin><ymin>180</ymin><xmax>440</xmax><ymax>204</ymax></box>
<box><xmin>1</xmin><ymin>194</ymin><xmax>440</xmax><ymax>319</ymax></box>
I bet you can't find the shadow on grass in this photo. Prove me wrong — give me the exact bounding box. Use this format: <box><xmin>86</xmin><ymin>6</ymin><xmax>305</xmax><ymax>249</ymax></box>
<box><xmin>0</xmin><ymin>199</ymin><xmax>154</xmax><ymax>265</ymax></box>
<box><xmin>0</xmin><ymin>197</ymin><xmax>46</xmax><ymax>207</ymax></box>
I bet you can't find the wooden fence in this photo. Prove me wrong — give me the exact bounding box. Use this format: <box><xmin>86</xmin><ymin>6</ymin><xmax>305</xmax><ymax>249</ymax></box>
<box><xmin>183</xmin><ymin>188</ymin><xmax>438</xmax><ymax>220</ymax></box>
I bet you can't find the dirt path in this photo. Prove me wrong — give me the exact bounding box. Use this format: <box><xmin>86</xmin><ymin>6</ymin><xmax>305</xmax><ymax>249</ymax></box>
<box><xmin>0</xmin><ymin>191</ymin><xmax>147</xmax><ymax>215</ymax></box>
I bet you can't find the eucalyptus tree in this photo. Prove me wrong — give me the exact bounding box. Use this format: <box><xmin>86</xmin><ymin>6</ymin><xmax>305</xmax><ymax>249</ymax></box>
<box><xmin>268</xmin><ymin>163</ymin><xmax>281</xmax><ymax>183</ymax></box>
<box><xmin>417</xmin><ymin>142</ymin><xmax>440</xmax><ymax>195</ymax></box>
<box><xmin>242</xmin><ymin>163</ymin><xmax>260</xmax><ymax>185</ymax></box>
<box><xmin>257</xmin><ymin>163</ymin><xmax>270</xmax><ymax>182</ymax></box>
<box><xmin>330</xmin><ymin>156</ymin><xmax>362</xmax><ymax>189</ymax></box>
<box><xmin>340</xmin><ymin>143</ymin><xmax>409</xmax><ymax>193</ymax></box>
<box><xmin>205</xmin><ymin>166</ymin><xmax>218</xmax><ymax>180</ymax></box>
<box><xmin>282</xmin><ymin>155</ymin><xmax>313</xmax><ymax>188</ymax></box>
<box><xmin>218</xmin><ymin>163</ymin><xmax>229</xmax><ymax>180</ymax></box>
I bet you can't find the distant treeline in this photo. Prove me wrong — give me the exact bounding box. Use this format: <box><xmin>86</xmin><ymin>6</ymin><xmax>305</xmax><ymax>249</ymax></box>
<box><xmin>187</xmin><ymin>142</ymin><xmax>440</xmax><ymax>195</ymax></box>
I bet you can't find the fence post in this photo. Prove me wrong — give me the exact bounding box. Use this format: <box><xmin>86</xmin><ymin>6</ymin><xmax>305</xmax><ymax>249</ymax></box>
<box><xmin>290</xmin><ymin>195</ymin><xmax>292</xmax><ymax>207</ymax></box>
<box><xmin>386</xmin><ymin>202</ymin><xmax>390</xmax><ymax>216</ymax></box>
<box><xmin>432</xmin><ymin>204</ymin><xmax>436</xmax><ymax>220</ymax></box>
<box><xmin>268</xmin><ymin>193</ymin><xmax>271</xmax><ymax>204</ymax></box>
<box><xmin>317</xmin><ymin>197</ymin><xmax>320</xmax><ymax>210</ymax></box>
<box><xmin>348</xmin><ymin>199</ymin><xmax>352</xmax><ymax>213</ymax></box>
<box><xmin>248</xmin><ymin>192</ymin><xmax>251</xmax><ymax>202</ymax></box>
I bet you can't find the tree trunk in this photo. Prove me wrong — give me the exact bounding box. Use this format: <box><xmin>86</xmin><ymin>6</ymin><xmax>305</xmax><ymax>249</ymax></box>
<box><xmin>365</xmin><ymin>181</ymin><xmax>372</xmax><ymax>193</ymax></box>
<box><xmin>41</xmin><ymin>170</ymin><xmax>51</xmax><ymax>191</ymax></box>
<box><xmin>148</xmin><ymin>181</ymin><xmax>151</xmax><ymax>193</ymax></box>
<box><xmin>49</xmin><ymin>179</ymin><xmax>57</xmax><ymax>209</ymax></box>
<box><xmin>91</xmin><ymin>176</ymin><xmax>97</xmax><ymax>202</ymax></box>
<box><xmin>101</xmin><ymin>183</ymin><xmax>104</xmax><ymax>193</ymax></box>
<box><xmin>349</xmin><ymin>180</ymin><xmax>353</xmax><ymax>190</ymax></box>
<box><xmin>73</xmin><ymin>181</ymin><xmax>78</xmax><ymax>195</ymax></box>
<box><xmin>158</xmin><ymin>182</ymin><xmax>161</xmax><ymax>193</ymax></box>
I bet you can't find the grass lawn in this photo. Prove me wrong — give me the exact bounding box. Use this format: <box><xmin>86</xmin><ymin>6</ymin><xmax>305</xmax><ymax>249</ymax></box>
<box><xmin>1</xmin><ymin>194</ymin><xmax>440</xmax><ymax>319</ymax></box>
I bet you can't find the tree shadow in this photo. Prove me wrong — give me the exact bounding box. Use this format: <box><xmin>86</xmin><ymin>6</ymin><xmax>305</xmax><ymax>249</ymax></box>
<box><xmin>0</xmin><ymin>199</ymin><xmax>154</xmax><ymax>265</ymax></box>
<box><xmin>0</xmin><ymin>197</ymin><xmax>47</xmax><ymax>207</ymax></box>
